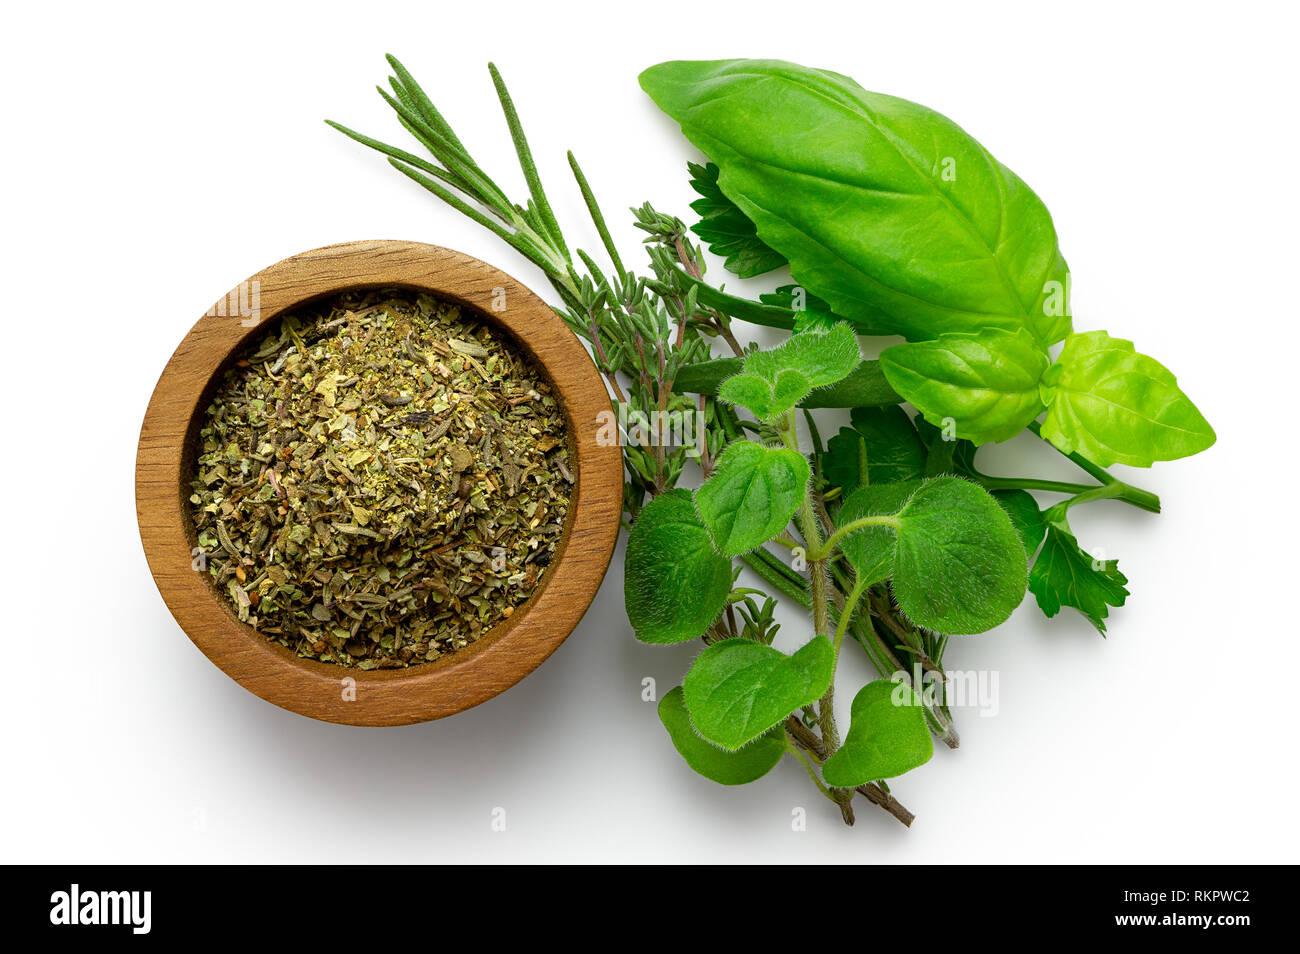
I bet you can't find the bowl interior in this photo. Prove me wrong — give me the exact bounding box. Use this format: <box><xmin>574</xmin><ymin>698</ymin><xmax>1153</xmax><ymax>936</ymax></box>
<box><xmin>178</xmin><ymin>281</ymin><xmax>582</xmax><ymax>677</ymax></box>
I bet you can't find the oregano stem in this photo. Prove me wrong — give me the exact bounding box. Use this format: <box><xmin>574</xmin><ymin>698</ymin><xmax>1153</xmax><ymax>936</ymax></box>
<box><xmin>834</xmin><ymin>576</ymin><xmax>871</xmax><ymax>657</ymax></box>
<box><xmin>814</xmin><ymin>513</ymin><xmax>900</xmax><ymax>561</ymax></box>
<box><xmin>786</xmin><ymin>739</ymin><xmax>833</xmax><ymax>801</ymax></box>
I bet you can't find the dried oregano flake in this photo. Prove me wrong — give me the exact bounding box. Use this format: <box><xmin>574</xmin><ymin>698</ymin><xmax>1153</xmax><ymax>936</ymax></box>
<box><xmin>189</xmin><ymin>288</ymin><xmax>573</xmax><ymax>669</ymax></box>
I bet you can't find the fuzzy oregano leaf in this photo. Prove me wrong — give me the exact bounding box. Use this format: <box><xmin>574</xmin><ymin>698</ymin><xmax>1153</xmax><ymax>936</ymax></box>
<box><xmin>695</xmin><ymin>440</ymin><xmax>810</xmax><ymax>556</ymax></box>
<box><xmin>684</xmin><ymin>636</ymin><xmax>834</xmax><ymax>751</ymax></box>
<box><xmin>880</xmin><ymin>328</ymin><xmax>1050</xmax><ymax>445</ymax></box>
<box><xmin>718</xmin><ymin>325</ymin><xmax>860</xmax><ymax>421</ymax></box>
<box><xmin>625</xmin><ymin>489</ymin><xmax>733</xmax><ymax>643</ymax></box>
<box><xmin>822</xmin><ymin>681</ymin><xmax>934</xmax><ymax>787</ymax></box>
<box><xmin>1039</xmin><ymin>331</ymin><xmax>1216</xmax><ymax>468</ymax></box>
<box><xmin>837</xmin><ymin>481</ymin><xmax>919</xmax><ymax>585</ymax></box>
<box><xmin>890</xmin><ymin>478</ymin><xmax>1028</xmax><ymax>634</ymax></box>
<box><xmin>658</xmin><ymin>686</ymin><xmax>785</xmax><ymax>785</ymax></box>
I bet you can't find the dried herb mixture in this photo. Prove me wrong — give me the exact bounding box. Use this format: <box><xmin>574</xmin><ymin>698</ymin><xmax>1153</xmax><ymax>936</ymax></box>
<box><xmin>189</xmin><ymin>288</ymin><xmax>572</xmax><ymax>668</ymax></box>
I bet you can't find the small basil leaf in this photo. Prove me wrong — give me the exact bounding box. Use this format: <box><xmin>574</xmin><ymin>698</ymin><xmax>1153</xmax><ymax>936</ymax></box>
<box><xmin>854</xmin><ymin>406</ymin><xmax>927</xmax><ymax>484</ymax></box>
<box><xmin>1029</xmin><ymin>519</ymin><xmax>1129</xmax><ymax>634</ymax></box>
<box><xmin>821</xmin><ymin>681</ymin><xmax>934</xmax><ymax>787</ymax></box>
<box><xmin>891</xmin><ymin>477</ymin><xmax>1027</xmax><ymax>634</ymax></box>
<box><xmin>658</xmin><ymin>686</ymin><xmax>786</xmax><ymax>785</ymax></box>
<box><xmin>624</xmin><ymin>489</ymin><xmax>733</xmax><ymax>643</ymax></box>
<box><xmin>1039</xmin><ymin>331</ymin><xmax>1216</xmax><ymax>468</ymax></box>
<box><xmin>695</xmin><ymin>441</ymin><xmax>810</xmax><ymax>556</ymax></box>
<box><xmin>880</xmin><ymin>327</ymin><xmax>1049</xmax><ymax>445</ymax></box>
<box><xmin>684</xmin><ymin>636</ymin><xmax>834</xmax><ymax>751</ymax></box>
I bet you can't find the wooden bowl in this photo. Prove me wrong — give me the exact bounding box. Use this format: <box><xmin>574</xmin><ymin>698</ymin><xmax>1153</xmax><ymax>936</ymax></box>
<box><xmin>136</xmin><ymin>240</ymin><xmax>622</xmax><ymax>725</ymax></box>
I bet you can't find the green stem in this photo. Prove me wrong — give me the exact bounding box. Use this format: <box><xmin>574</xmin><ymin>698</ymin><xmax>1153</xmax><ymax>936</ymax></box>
<box><xmin>976</xmin><ymin>475</ymin><xmax>1096</xmax><ymax>496</ymax></box>
<box><xmin>740</xmin><ymin>550</ymin><xmax>810</xmax><ymax>609</ymax></box>
<box><xmin>778</xmin><ymin>415</ymin><xmax>852</xmax><ymax>822</ymax></box>
<box><xmin>815</xmin><ymin>514</ymin><xmax>900</xmax><ymax>561</ymax></box>
<box><xmin>834</xmin><ymin>576</ymin><xmax>871</xmax><ymax>657</ymax></box>
<box><xmin>786</xmin><ymin>739</ymin><xmax>833</xmax><ymax>801</ymax></box>
<box><xmin>1027</xmin><ymin>421</ymin><xmax>1161</xmax><ymax>514</ymax></box>
<box><xmin>1046</xmin><ymin>481</ymin><xmax>1127</xmax><ymax>522</ymax></box>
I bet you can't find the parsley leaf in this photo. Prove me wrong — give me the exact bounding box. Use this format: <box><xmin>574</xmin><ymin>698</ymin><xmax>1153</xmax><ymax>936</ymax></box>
<box><xmin>1028</xmin><ymin>518</ymin><xmax>1129</xmax><ymax>634</ymax></box>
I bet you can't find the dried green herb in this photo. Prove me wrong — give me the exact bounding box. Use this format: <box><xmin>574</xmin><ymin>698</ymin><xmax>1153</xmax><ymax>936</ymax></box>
<box><xmin>189</xmin><ymin>288</ymin><xmax>572</xmax><ymax>669</ymax></box>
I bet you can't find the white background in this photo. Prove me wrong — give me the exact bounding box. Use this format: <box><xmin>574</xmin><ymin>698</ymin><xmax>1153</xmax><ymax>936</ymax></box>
<box><xmin>3</xmin><ymin>0</ymin><xmax>1296</xmax><ymax>863</ymax></box>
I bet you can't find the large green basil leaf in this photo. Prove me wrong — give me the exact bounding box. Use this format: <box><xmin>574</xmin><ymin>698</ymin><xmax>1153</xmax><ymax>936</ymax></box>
<box><xmin>640</xmin><ymin>59</ymin><xmax>1072</xmax><ymax>346</ymax></box>
<box><xmin>695</xmin><ymin>441</ymin><xmax>811</xmax><ymax>556</ymax></box>
<box><xmin>880</xmin><ymin>327</ymin><xmax>1049</xmax><ymax>444</ymax></box>
<box><xmin>683</xmin><ymin>636</ymin><xmax>834</xmax><ymax>750</ymax></box>
<box><xmin>624</xmin><ymin>489</ymin><xmax>733</xmax><ymax>643</ymax></box>
<box><xmin>1039</xmin><ymin>331</ymin><xmax>1216</xmax><ymax>468</ymax></box>
<box><xmin>821</xmin><ymin>681</ymin><xmax>934</xmax><ymax>787</ymax></box>
<box><xmin>658</xmin><ymin>686</ymin><xmax>786</xmax><ymax>785</ymax></box>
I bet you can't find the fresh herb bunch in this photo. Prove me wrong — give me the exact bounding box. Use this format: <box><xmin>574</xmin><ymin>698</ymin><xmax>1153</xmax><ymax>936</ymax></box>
<box><xmin>329</xmin><ymin>55</ymin><xmax>1214</xmax><ymax>827</ymax></box>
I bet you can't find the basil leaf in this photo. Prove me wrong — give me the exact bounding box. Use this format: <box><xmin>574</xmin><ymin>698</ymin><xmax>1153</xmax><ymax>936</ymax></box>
<box><xmin>687</xmin><ymin>161</ymin><xmax>787</xmax><ymax>278</ymax></box>
<box><xmin>992</xmin><ymin>489</ymin><xmax>1047</xmax><ymax>557</ymax></box>
<box><xmin>695</xmin><ymin>440</ymin><xmax>810</xmax><ymax>556</ymax></box>
<box><xmin>683</xmin><ymin>636</ymin><xmax>834</xmax><ymax>750</ymax></box>
<box><xmin>891</xmin><ymin>477</ymin><xmax>1027</xmax><ymax>634</ymax></box>
<box><xmin>640</xmin><ymin>59</ymin><xmax>1072</xmax><ymax>346</ymax></box>
<box><xmin>1029</xmin><ymin>519</ymin><xmax>1129</xmax><ymax>634</ymax></box>
<box><xmin>1039</xmin><ymin>331</ymin><xmax>1216</xmax><ymax>468</ymax></box>
<box><xmin>837</xmin><ymin>481</ymin><xmax>920</xmax><ymax>585</ymax></box>
<box><xmin>880</xmin><ymin>328</ymin><xmax>1049</xmax><ymax>444</ymax></box>
<box><xmin>624</xmin><ymin>489</ymin><xmax>733</xmax><ymax>643</ymax></box>
<box><xmin>658</xmin><ymin>686</ymin><xmax>786</xmax><ymax>785</ymax></box>
<box><xmin>824</xmin><ymin>406</ymin><xmax>927</xmax><ymax>495</ymax></box>
<box><xmin>822</xmin><ymin>681</ymin><xmax>934</xmax><ymax>787</ymax></box>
